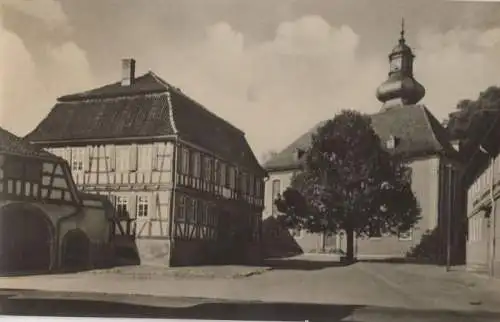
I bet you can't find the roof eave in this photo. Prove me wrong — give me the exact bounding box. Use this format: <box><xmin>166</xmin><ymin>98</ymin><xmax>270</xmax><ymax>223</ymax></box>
<box><xmin>264</xmin><ymin>163</ymin><xmax>301</xmax><ymax>173</ymax></box>
<box><xmin>27</xmin><ymin>134</ymin><xmax>179</xmax><ymax>147</ymax></box>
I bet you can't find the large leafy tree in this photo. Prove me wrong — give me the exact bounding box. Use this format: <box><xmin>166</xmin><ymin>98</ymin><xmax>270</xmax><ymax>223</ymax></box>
<box><xmin>446</xmin><ymin>86</ymin><xmax>500</xmax><ymax>156</ymax></box>
<box><xmin>274</xmin><ymin>110</ymin><xmax>421</xmax><ymax>261</ymax></box>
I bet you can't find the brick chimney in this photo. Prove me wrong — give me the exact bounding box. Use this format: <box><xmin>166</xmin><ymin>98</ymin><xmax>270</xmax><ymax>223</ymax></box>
<box><xmin>121</xmin><ymin>58</ymin><xmax>136</xmax><ymax>86</ymax></box>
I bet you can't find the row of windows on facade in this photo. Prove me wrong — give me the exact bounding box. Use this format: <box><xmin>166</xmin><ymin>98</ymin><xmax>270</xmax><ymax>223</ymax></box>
<box><xmin>116</xmin><ymin>195</ymin><xmax>151</xmax><ymax>218</ymax></box>
<box><xmin>0</xmin><ymin>158</ymin><xmax>74</xmax><ymax>203</ymax></box>
<box><xmin>177</xmin><ymin>195</ymin><xmax>218</xmax><ymax>226</ymax></box>
<box><xmin>62</xmin><ymin>145</ymin><xmax>264</xmax><ymax>197</ymax></box>
<box><xmin>114</xmin><ymin>194</ymin><xmax>221</xmax><ymax>227</ymax></box>
<box><xmin>178</xmin><ymin>147</ymin><xmax>263</xmax><ymax>197</ymax></box>
<box><xmin>64</xmin><ymin>145</ymin><xmax>168</xmax><ymax>173</ymax></box>
<box><xmin>469</xmin><ymin>158</ymin><xmax>500</xmax><ymax>198</ymax></box>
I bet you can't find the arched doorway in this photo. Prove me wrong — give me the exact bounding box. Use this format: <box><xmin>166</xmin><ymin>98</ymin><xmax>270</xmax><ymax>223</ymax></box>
<box><xmin>0</xmin><ymin>203</ymin><xmax>53</xmax><ymax>274</ymax></box>
<box><xmin>61</xmin><ymin>229</ymin><xmax>90</xmax><ymax>271</ymax></box>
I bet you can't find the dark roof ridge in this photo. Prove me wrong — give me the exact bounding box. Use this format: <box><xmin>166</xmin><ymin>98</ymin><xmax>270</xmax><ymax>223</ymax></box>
<box><xmin>148</xmin><ymin>71</ymin><xmax>245</xmax><ymax>136</ymax></box>
<box><xmin>57</xmin><ymin>92</ymin><xmax>167</xmax><ymax>104</ymax></box>
<box><xmin>57</xmin><ymin>72</ymin><xmax>168</xmax><ymax>102</ymax></box>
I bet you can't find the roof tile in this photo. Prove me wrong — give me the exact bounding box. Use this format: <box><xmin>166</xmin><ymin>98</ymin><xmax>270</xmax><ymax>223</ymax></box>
<box><xmin>264</xmin><ymin>105</ymin><xmax>457</xmax><ymax>171</ymax></box>
<box><xmin>26</xmin><ymin>72</ymin><xmax>265</xmax><ymax>175</ymax></box>
<box><xmin>0</xmin><ymin>126</ymin><xmax>59</xmax><ymax>160</ymax></box>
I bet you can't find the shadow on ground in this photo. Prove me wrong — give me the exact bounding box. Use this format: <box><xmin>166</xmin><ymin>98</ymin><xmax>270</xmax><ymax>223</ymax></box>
<box><xmin>2</xmin><ymin>294</ymin><xmax>500</xmax><ymax>321</ymax></box>
<box><xmin>261</xmin><ymin>258</ymin><xmax>353</xmax><ymax>270</ymax></box>
<box><xmin>0</xmin><ymin>296</ymin><xmax>361</xmax><ymax>321</ymax></box>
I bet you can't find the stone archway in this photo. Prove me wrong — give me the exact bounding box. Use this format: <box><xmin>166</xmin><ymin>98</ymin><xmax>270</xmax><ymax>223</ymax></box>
<box><xmin>61</xmin><ymin>229</ymin><xmax>91</xmax><ymax>271</ymax></box>
<box><xmin>0</xmin><ymin>203</ymin><xmax>54</xmax><ymax>274</ymax></box>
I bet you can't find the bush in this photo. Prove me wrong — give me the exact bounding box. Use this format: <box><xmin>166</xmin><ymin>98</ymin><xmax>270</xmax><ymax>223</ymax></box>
<box><xmin>406</xmin><ymin>228</ymin><xmax>442</xmax><ymax>264</ymax></box>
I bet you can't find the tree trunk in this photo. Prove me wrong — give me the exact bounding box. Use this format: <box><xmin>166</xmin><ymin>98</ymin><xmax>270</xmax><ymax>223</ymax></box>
<box><xmin>345</xmin><ymin>228</ymin><xmax>355</xmax><ymax>262</ymax></box>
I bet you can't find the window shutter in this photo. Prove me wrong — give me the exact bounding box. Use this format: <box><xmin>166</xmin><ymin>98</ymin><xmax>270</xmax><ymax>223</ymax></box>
<box><xmin>106</xmin><ymin>145</ymin><xmax>116</xmax><ymax>171</ymax></box>
<box><xmin>214</xmin><ymin>160</ymin><xmax>219</xmax><ymax>185</ymax></box>
<box><xmin>152</xmin><ymin>143</ymin><xmax>159</xmax><ymax>170</ymax></box>
<box><xmin>177</xmin><ymin>146</ymin><xmax>183</xmax><ymax>173</ymax></box>
<box><xmin>63</xmin><ymin>148</ymin><xmax>71</xmax><ymax>164</ymax></box>
<box><xmin>130</xmin><ymin>144</ymin><xmax>138</xmax><ymax>171</ymax></box>
<box><xmin>150</xmin><ymin>193</ymin><xmax>157</xmax><ymax>218</ymax></box>
<box><xmin>84</xmin><ymin>147</ymin><xmax>91</xmax><ymax>172</ymax></box>
<box><xmin>130</xmin><ymin>194</ymin><xmax>138</xmax><ymax>219</ymax></box>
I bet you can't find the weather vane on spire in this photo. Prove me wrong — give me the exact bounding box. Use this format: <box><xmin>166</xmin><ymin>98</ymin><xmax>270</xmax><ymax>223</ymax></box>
<box><xmin>400</xmin><ymin>18</ymin><xmax>406</xmax><ymax>43</ymax></box>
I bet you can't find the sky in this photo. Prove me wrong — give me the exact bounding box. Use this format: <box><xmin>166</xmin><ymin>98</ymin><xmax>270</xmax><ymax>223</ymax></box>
<box><xmin>1</xmin><ymin>0</ymin><xmax>500</xmax><ymax>162</ymax></box>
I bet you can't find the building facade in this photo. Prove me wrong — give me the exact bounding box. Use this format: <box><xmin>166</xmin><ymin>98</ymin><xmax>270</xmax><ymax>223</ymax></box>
<box><xmin>26</xmin><ymin>59</ymin><xmax>266</xmax><ymax>266</ymax></box>
<box><xmin>0</xmin><ymin>127</ymin><xmax>114</xmax><ymax>273</ymax></box>
<box><xmin>464</xmin><ymin>114</ymin><xmax>500</xmax><ymax>277</ymax></box>
<box><xmin>262</xmin><ymin>26</ymin><xmax>464</xmax><ymax>261</ymax></box>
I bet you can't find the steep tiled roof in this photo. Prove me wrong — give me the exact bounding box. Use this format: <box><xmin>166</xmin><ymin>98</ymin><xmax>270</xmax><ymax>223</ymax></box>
<box><xmin>25</xmin><ymin>72</ymin><xmax>264</xmax><ymax>174</ymax></box>
<box><xmin>0</xmin><ymin>126</ymin><xmax>59</xmax><ymax>160</ymax></box>
<box><xmin>58</xmin><ymin>73</ymin><xmax>168</xmax><ymax>101</ymax></box>
<box><xmin>264</xmin><ymin>105</ymin><xmax>458</xmax><ymax>171</ymax></box>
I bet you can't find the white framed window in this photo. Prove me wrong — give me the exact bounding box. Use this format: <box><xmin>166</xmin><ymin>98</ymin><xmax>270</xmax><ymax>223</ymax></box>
<box><xmin>386</xmin><ymin>135</ymin><xmax>397</xmax><ymax>149</ymax></box>
<box><xmin>115</xmin><ymin>146</ymin><xmax>130</xmax><ymax>172</ymax></box>
<box><xmin>203</xmin><ymin>156</ymin><xmax>212</xmax><ymax>181</ymax></box>
<box><xmin>117</xmin><ymin>196</ymin><xmax>129</xmax><ymax>217</ymax></box>
<box><xmin>137</xmin><ymin>196</ymin><xmax>149</xmax><ymax>217</ymax></box>
<box><xmin>214</xmin><ymin>160</ymin><xmax>220</xmax><ymax>185</ymax></box>
<box><xmin>188</xmin><ymin>199</ymin><xmax>197</xmax><ymax>223</ymax></box>
<box><xmin>192</xmin><ymin>152</ymin><xmax>201</xmax><ymax>177</ymax></box>
<box><xmin>227</xmin><ymin>166</ymin><xmax>235</xmax><ymax>188</ymax></box>
<box><xmin>220</xmin><ymin>163</ymin><xmax>226</xmax><ymax>186</ymax></box>
<box><xmin>177</xmin><ymin>196</ymin><xmax>186</xmax><ymax>222</ymax></box>
<box><xmin>71</xmin><ymin>148</ymin><xmax>85</xmax><ymax>172</ymax></box>
<box><xmin>398</xmin><ymin>229</ymin><xmax>412</xmax><ymax>241</ymax></box>
<box><xmin>240</xmin><ymin>172</ymin><xmax>247</xmax><ymax>194</ymax></box>
<box><xmin>181</xmin><ymin>148</ymin><xmax>190</xmax><ymax>174</ymax></box>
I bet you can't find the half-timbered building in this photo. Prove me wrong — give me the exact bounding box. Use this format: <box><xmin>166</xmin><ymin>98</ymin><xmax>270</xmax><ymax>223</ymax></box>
<box><xmin>26</xmin><ymin>59</ymin><xmax>266</xmax><ymax>266</ymax></box>
<box><xmin>0</xmin><ymin>126</ymin><xmax>114</xmax><ymax>273</ymax></box>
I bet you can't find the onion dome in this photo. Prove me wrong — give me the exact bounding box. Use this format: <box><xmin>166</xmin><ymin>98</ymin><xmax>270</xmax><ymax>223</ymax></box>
<box><xmin>376</xmin><ymin>19</ymin><xmax>426</xmax><ymax>109</ymax></box>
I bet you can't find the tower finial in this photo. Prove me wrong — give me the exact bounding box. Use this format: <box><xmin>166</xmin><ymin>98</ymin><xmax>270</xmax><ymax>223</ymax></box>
<box><xmin>400</xmin><ymin>18</ymin><xmax>405</xmax><ymax>43</ymax></box>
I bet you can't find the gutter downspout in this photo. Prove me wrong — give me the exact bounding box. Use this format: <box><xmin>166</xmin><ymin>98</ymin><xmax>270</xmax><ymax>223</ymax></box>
<box><xmin>168</xmin><ymin>136</ymin><xmax>179</xmax><ymax>264</ymax></box>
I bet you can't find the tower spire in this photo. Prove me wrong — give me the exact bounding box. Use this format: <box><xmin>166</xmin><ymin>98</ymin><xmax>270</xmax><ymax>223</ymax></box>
<box><xmin>375</xmin><ymin>19</ymin><xmax>425</xmax><ymax>109</ymax></box>
<box><xmin>400</xmin><ymin>18</ymin><xmax>405</xmax><ymax>43</ymax></box>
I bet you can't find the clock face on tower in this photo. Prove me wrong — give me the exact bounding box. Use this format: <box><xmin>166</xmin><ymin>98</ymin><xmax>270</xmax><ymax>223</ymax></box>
<box><xmin>390</xmin><ymin>56</ymin><xmax>402</xmax><ymax>72</ymax></box>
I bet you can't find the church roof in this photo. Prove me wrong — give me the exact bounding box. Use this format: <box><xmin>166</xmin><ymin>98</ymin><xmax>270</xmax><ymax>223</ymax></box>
<box><xmin>264</xmin><ymin>105</ymin><xmax>458</xmax><ymax>171</ymax></box>
<box><xmin>0</xmin><ymin>126</ymin><xmax>59</xmax><ymax>160</ymax></box>
<box><xmin>25</xmin><ymin>71</ymin><xmax>265</xmax><ymax>175</ymax></box>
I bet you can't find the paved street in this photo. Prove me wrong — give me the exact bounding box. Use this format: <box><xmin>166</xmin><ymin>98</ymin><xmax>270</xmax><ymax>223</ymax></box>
<box><xmin>1</xmin><ymin>255</ymin><xmax>500</xmax><ymax>321</ymax></box>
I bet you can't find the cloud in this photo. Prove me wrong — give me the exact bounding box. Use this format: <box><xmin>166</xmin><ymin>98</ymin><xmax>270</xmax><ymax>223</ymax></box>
<box><xmin>147</xmin><ymin>15</ymin><xmax>500</xmax><ymax>160</ymax></box>
<box><xmin>2</xmin><ymin>0</ymin><xmax>69</xmax><ymax>31</ymax></box>
<box><xmin>3</xmin><ymin>4</ymin><xmax>500</xmax><ymax>163</ymax></box>
<box><xmin>0</xmin><ymin>0</ymin><xmax>94</xmax><ymax>136</ymax></box>
<box><xmin>153</xmin><ymin>16</ymin><xmax>386</xmax><ymax>159</ymax></box>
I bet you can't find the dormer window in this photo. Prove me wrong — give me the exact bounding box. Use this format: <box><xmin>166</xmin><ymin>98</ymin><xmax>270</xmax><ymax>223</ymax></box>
<box><xmin>386</xmin><ymin>135</ymin><xmax>398</xmax><ymax>149</ymax></box>
<box><xmin>294</xmin><ymin>148</ymin><xmax>305</xmax><ymax>161</ymax></box>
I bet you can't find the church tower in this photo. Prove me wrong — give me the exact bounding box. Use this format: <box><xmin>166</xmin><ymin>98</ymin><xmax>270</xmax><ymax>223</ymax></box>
<box><xmin>376</xmin><ymin>19</ymin><xmax>425</xmax><ymax>110</ymax></box>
